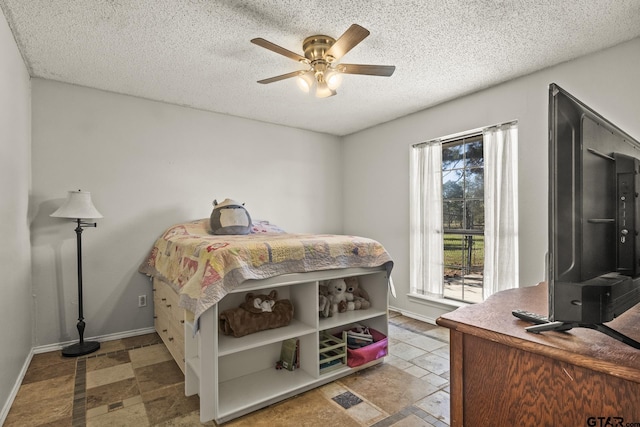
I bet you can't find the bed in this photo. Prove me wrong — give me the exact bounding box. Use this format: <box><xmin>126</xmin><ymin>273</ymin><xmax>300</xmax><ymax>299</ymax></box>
<box><xmin>139</xmin><ymin>218</ymin><xmax>394</xmax><ymax>423</ymax></box>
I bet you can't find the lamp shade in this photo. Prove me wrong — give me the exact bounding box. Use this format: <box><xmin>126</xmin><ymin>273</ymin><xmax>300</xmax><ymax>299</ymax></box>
<box><xmin>50</xmin><ymin>190</ymin><xmax>103</xmax><ymax>219</ymax></box>
<box><xmin>325</xmin><ymin>69</ymin><xmax>343</xmax><ymax>90</ymax></box>
<box><xmin>296</xmin><ymin>70</ymin><xmax>315</xmax><ymax>93</ymax></box>
<box><xmin>315</xmin><ymin>80</ymin><xmax>336</xmax><ymax>98</ymax></box>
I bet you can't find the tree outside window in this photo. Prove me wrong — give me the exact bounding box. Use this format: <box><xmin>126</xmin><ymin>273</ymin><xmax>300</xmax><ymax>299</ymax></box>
<box><xmin>442</xmin><ymin>136</ymin><xmax>484</xmax><ymax>303</ymax></box>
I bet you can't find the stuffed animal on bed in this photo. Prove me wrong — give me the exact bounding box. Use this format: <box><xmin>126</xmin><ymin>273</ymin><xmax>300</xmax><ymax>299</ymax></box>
<box><xmin>327</xmin><ymin>278</ymin><xmax>349</xmax><ymax>314</ymax></box>
<box><xmin>344</xmin><ymin>277</ymin><xmax>371</xmax><ymax>310</ymax></box>
<box><xmin>209</xmin><ymin>198</ymin><xmax>252</xmax><ymax>235</ymax></box>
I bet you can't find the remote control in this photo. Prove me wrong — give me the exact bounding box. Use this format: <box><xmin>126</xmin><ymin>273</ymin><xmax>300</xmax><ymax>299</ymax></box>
<box><xmin>511</xmin><ymin>309</ymin><xmax>549</xmax><ymax>325</ymax></box>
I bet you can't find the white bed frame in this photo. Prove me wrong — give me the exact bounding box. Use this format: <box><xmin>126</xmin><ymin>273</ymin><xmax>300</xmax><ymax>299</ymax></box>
<box><xmin>175</xmin><ymin>266</ymin><xmax>390</xmax><ymax>424</ymax></box>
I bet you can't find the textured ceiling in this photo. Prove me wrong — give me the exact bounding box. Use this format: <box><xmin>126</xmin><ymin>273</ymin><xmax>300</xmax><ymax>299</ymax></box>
<box><xmin>2</xmin><ymin>0</ymin><xmax>640</xmax><ymax>136</ymax></box>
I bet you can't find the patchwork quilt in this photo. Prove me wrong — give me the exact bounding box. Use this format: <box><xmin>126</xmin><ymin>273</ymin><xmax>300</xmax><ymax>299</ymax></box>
<box><xmin>139</xmin><ymin>219</ymin><xmax>393</xmax><ymax>323</ymax></box>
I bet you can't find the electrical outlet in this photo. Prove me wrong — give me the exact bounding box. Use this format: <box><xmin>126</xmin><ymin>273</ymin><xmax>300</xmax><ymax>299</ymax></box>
<box><xmin>138</xmin><ymin>294</ymin><xmax>147</xmax><ymax>307</ymax></box>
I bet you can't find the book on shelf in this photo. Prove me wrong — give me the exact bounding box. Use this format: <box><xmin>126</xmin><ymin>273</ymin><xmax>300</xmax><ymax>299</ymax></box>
<box><xmin>280</xmin><ymin>338</ymin><xmax>299</xmax><ymax>371</ymax></box>
<box><xmin>347</xmin><ymin>331</ymin><xmax>373</xmax><ymax>341</ymax></box>
<box><xmin>346</xmin><ymin>329</ymin><xmax>373</xmax><ymax>349</ymax></box>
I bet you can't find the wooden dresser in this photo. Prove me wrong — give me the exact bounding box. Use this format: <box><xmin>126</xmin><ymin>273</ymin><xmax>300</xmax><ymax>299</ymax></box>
<box><xmin>436</xmin><ymin>282</ymin><xmax>640</xmax><ymax>427</ymax></box>
<box><xmin>152</xmin><ymin>278</ymin><xmax>186</xmax><ymax>373</ymax></box>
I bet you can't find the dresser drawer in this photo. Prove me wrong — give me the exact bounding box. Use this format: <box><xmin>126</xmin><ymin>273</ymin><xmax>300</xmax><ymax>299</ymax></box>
<box><xmin>154</xmin><ymin>281</ymin><xmax>175</xmax><ymax>312</ymax></box>
<box><xmin>157</xmin><ymin>315</ymin><xmax>185</xmax><ymax>372</ymax></box>
<box><xmin>153</xmin><ymin>278</ymin><xmax>186</xmax><ymax>373</ymax></box>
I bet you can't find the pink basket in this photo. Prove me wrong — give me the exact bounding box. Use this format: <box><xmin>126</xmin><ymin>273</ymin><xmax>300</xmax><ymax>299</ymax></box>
<box><xmin>344</xmin><ymin>328</ymin><xmax>388</xmax><ymax>368</ymax></box>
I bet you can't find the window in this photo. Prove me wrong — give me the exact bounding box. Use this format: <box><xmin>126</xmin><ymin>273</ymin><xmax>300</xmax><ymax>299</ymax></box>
<box><xmin>442</xmin><ymin>135</ymin><xmax>484</xmax><ymax>303</ymax></box>
<box><xmin>410</xmin><ymin>122</ymin><xmax>519</xmax><ymax>304</ymax></box>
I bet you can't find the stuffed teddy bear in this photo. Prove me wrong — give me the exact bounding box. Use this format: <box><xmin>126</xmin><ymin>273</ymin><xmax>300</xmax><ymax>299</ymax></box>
<box><xmin>318</xmin><ymin>283</ymin><xmax>332</xmax><ymax>318</ymax></box>
<box><xmin>344</xmin><ymin>277</ymin><xmax>371</xmax><ymax>310</ymax></box>
<box><xmin>327</xmin><ymin>278</ymin><xmax>349</xmax><ymax>314</ymax></box>
<box><xmin>240</xmin><ymin>290</ymin><xmax>278</xmax><ymax>313</ymax></box>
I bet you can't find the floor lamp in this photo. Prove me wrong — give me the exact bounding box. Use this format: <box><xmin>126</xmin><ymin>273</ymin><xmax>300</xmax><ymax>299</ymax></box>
<box><xmin>51</xmin><ymin>190</ymin><xmax>103</xmax><ymax>357</ymax></box>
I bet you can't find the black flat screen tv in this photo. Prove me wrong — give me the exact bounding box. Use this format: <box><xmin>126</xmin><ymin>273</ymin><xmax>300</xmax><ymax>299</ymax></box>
<box><xmin>527</xmin><ymin>83</ymin><xmax>640</xmax><ymax>348</ymax></box>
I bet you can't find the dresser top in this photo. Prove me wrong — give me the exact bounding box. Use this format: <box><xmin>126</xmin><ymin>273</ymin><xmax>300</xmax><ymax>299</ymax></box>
<box><xmin>437</xmin><ymin>282</ymin><xmax>640</xmax><ymax>383</ymax></box>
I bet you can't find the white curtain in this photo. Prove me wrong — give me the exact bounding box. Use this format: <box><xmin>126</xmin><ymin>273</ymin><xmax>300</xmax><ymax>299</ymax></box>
<box><xmin>483</xmin><ymin>123</ymin><xmax>519</xmax><ymax>300</ymax></box>
<box><xmin>410</xmin><ymin>140</ymin><xmax>444</xmax><ymax>297</ymax></box>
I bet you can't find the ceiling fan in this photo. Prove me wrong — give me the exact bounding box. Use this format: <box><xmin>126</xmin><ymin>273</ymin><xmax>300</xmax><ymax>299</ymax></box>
<box><xmin>251</xmin><ymin>24</ymin><xmax>395</xmax><ymax>98</ymax></box>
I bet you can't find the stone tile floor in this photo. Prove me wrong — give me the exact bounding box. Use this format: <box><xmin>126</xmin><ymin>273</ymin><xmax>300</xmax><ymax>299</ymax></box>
<box><xmin>4</xmin><ymin>312</ymin><xmax>450</xmax><ymax>426</ymax></box>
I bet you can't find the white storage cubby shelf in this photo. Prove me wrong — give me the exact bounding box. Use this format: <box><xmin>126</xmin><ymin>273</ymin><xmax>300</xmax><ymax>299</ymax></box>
<box><xmin>180</xmin><ymin>266</ymin><xmax>389</xmax><ymax>424</ymax></box>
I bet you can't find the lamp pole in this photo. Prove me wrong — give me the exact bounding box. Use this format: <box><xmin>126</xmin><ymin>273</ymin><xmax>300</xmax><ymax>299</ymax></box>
<box><xmin>51</xmin><ymin>189</ymin><xmax>103</xmax><ymax>357</ymax></box>
<box><xmin>61</xmin><ymin>218</ymin><xmax>100</xmax><ymax>357</ymax></box>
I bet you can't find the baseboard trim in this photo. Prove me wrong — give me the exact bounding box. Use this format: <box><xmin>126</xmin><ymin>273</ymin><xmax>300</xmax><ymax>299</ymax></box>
<box><xmin>0</xmin><ymin>348</ymin><xmax>34</xmax><ymax>426</ymax></box>
<box><xmin>33</xmin><ymin>327</ymin><xmax>156</xmax><ymax>354</ymax></box>
<box><xmin>389</xmin><ymin>304</ymin><xmax>441</xmax><ymax>325</ymax></box>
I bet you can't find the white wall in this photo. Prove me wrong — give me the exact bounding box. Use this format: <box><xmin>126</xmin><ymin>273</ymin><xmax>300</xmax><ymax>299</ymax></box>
<box><xmin>30</xmin><ymin>80</ymin><xmax>342</xmax><ymax>346</ymax></box>
<box><xmin>0</xmin><ymin>6</ymin><xmax>32</xmax><ymax>420</ymax></box>
<box><xmin>343</xmin><ymin>37</ymin><xmax>640</xmax><ymax>322</ymax></box>
<box><xmin>15</xmin><ymin>22</ymin><xmax>640</xmax><ymax>362</ymax></box>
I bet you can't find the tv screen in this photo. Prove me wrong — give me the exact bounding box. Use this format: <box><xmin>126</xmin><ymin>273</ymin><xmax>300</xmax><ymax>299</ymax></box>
<box><xmin>528</xmin><ymin>83</ymin><xmax>640</xmax><ymax>348</ymax></box>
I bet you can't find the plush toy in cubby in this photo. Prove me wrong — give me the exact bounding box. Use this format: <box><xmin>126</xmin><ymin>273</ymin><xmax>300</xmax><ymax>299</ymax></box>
<box><xmin>319</xmin><ymin>282</ymin><xmax>332</xmax><ymax>318</ymax></box>
<box><xmin>327</xmin><ymin>278</ymin><xmax>349</xmax><ymax>314</ymax></box>
<box><xmin>319</xmin><ymin>277</ymin><xmax>371</xmax><ymax>318</ymax></box>
<box><xmin>219</xmin><ymin>290</ymin><xmax>293</xmax><ymax>337</ymax></box>
<box><xmin>344</xmin><ymin>276</ymin><xmax>371</xmax><ymax>310</ymax></box>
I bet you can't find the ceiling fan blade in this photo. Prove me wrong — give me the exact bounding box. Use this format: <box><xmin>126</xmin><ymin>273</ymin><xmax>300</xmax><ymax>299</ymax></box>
<box><xmin>257</xmin><ymin>70</ymin><xmax>304</xmax><ymax>84</ymax></box>
<box><xmin>325</xmin><ymin>24</ymin><xmax>370</xmax><ymax>61</ymax></box>
<box><xmin>251</xmin><ymin>38</ymin><xmax>308</xmax><ymax>63</ymax></box>
<box><xmin>338</xmin><ymin>64</ymin><xmax>396</xmax><ymax>76</ymax></box>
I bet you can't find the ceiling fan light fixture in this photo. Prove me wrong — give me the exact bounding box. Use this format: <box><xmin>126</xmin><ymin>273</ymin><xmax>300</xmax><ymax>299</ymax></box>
<box><xmin>296</xmin><ymin>70</ymin><xmax>315</xmax><ymax>93</ymax></box>
<box><xmin>325</xmin><ymin>68</ymin><xmax>343</xmax><ymax>90</ymax></box>
<box><xmin>315</xmin><ymin>80</ymin><xmax>336</xmax><ymax>98</ymax></box>
<box><xmin>252</xmin><ymin>24</ymin><xmax>394</xmax><ymax>98</ymax></box>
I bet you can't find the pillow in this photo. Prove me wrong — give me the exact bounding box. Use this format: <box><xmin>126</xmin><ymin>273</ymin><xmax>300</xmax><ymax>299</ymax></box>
<box><xmin>209</xmin><ymin>199</ymin><xmax>252</xmax><ymax>235</ymax></box>
<box><xmin>251</xmin><ymin>220</ymin><xmax>286</xmax><ymax>234</ymax></box>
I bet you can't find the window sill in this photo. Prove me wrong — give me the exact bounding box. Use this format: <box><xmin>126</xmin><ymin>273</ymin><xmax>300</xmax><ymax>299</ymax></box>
<box><xmin>408</xmin><ymin>293</ymin><xmax>471</xmax><ymax>310</ymax></box>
